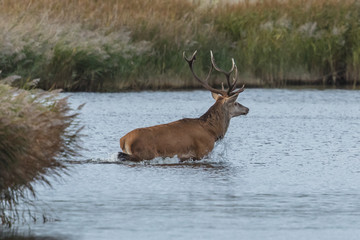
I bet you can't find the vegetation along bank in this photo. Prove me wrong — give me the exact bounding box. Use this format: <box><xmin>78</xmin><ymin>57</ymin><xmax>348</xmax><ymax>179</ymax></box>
<box><xmin>0</xmin><ymin>80</ymin><xmax>82</xmax><ymax>227</ymax></box>
<box><xmin>1</xmin><ymin>0</ymin><xmax>359</xmax><ymax>91</ymax></box>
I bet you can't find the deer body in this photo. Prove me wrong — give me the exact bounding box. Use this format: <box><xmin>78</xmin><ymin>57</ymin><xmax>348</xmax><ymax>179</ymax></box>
<box><xmin>119</xmin><ymin>50</ymin><xmax>249</xmax><ymax>161</ymax></box>
<box><xmin>120</xmin><ymin>118</ymin><xmax>216</xmax><ymax>161</ymax></box>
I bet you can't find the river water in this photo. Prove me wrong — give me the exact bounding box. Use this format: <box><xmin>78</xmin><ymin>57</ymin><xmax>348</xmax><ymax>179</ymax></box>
<box><xmin>3</xmin><ymin>89</ymin><xmax>360</xmax><ymax>239</ymax></box>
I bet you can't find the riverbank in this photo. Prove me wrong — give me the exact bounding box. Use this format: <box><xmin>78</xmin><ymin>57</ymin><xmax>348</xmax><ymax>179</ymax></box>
<box><xmin>1</xmin><ymin>0</ymin><xmax>359</xmax><ymax>91</ymax></box>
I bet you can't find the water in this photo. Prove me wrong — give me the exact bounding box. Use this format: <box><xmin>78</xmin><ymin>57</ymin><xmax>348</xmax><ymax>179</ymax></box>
<box><xmin>2</xmin><ymin>89</ymin><xmax>360</xmax><ymax>239</ymax></box>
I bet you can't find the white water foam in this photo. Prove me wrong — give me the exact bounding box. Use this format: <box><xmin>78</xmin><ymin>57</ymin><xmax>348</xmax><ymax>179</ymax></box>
<box><xmin>90</xmin><ymin>140</ymin><xmax>231</xmax><ymax>166</ymax></box>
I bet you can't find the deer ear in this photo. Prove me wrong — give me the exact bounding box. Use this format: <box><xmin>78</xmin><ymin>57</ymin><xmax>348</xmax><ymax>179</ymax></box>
<box><xmin>226</xmin><ymin>93</ymin><xmax>239</xmax><ymax>104</ymax></box>
<box><xmin>211</xmin><ymin>92</ymin><xmax>220</xmax><ymax>100</ymax></box>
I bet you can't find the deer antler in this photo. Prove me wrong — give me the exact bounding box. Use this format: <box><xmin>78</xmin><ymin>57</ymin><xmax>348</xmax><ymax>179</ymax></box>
<box><xmin>183</xmin><ymin>50</ymin><xmax>245</xmax><ymax>96</ymax></box>
<box><xmin>183</xmin><ymin>51</ymin><xmax>226</xmax><ymax>96</ymax></box>
<box><xmin>210</xmin><ymin>50</ymin><xmax>245</xmax><ymax>96</ymax></box>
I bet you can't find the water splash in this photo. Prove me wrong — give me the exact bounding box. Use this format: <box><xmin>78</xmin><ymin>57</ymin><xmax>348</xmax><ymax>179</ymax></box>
<box><xmin>66</xmin><ymin>150</ymin><xmax>231</xmax><ymax>168</ymax></box>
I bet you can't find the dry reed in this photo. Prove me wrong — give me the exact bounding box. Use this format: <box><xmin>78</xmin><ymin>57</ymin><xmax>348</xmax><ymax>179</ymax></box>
<box><xmin>0</xmin><ymin>82</ymin><xmax>83</xmax><ymax>227</ymax></box>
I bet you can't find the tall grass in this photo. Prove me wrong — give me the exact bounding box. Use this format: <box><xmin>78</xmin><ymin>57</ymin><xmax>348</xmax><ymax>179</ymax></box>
<box><xmin>214</xmin><ymin>0</ymin><xmax>360</xmax><ymax>86</ymax></box>
<box><xmin>0</xmin><ymin>83</ymin><xmax>82</xmax><ymax>227</ymax></box>
<box><xmin>0</xmin><ymin>0</ymin><xmax>359</xmax><ymax>90</ymax></box>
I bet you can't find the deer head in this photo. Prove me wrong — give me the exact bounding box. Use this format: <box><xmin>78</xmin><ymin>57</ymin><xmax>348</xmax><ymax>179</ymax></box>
<box><xmin>183</xmin><ymin>50</ymin><xmax>249</xmax><ymax>119</ymax></box>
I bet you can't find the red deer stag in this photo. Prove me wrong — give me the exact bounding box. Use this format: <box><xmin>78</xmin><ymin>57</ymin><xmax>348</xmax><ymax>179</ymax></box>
<box><xmin>118</xmin><ymin>50</ymin><xmax>249</xmax><ymax>161</ymax></box>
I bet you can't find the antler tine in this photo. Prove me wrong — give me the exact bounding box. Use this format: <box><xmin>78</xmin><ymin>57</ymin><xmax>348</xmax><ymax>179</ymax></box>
<box><xmin>183</xmin><ymin>50</ymin><xmax>197</xmax><ymax>62</ymax></box>
<box><xmin>210</xmin><ymin>51</ymin><xmax>236</xmax><ymax>95</ymax></box>
<box><xmin>229</xmin><ymin>64</ymin><xmax>238</xmax><ymax>94</ymax></box>
<box><xmin>230</xmin><ymin>84</ymin><xmax>245</xmax><ymax>96</ymax></box>
<box><xmin>183</xmin><ymin>50</ymin><xmax>226</xmax><ymax>96</ymax></box>
<box><xmin>210</xmin><ymin>51</ymin><xmax>235</xmax><ymax>76</ymax></box>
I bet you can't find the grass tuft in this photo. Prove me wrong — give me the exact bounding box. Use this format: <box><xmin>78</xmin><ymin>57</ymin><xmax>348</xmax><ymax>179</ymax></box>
<box><xmin>0</xmin><ymin>83</ymin><xmax>83</xmax><ymax>227</ymax></box>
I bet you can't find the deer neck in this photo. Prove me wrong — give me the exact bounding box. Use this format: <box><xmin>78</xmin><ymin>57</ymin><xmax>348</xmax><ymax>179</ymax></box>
<box><xmin>199</xmin><ymin>102</ymin><xmax>230</xmax><ymax>141</ymax></box>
